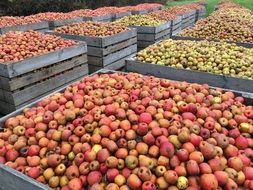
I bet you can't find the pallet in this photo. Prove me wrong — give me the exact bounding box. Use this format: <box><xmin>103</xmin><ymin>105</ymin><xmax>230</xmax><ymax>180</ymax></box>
<box><xmin>0</xmin><ymin>42</ymin><xmax>87</xmax><ymax>78</ymax></box>
<box><xmin>0</xmin><ymin>21</ymin><xmax>49</xmax><ymax>34</ymax></box>
<box><xmin>48</xmin><ymin>17</ymin><xmax>83</xmax><ymax>29</ymax></box>
<box><xmin>171</xmin><ymin>35</ymin><xmax>253</xmax><ymax>48</ymax></box>
<box><xmin>126</xmin><ymin>57</ymin><xmax>253</xmax><ymax>95</ymax></box>
<box><xmin>83</xmin><ymin>14</ymin><xmax>112</xmax><ymax>22</ymax></box>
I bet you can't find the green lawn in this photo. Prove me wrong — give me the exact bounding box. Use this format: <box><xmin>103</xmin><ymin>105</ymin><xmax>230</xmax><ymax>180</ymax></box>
<box><xmin>166</xmin><ymin>0</ymin><xmax>252</xmax><ymax>16</ymax></box>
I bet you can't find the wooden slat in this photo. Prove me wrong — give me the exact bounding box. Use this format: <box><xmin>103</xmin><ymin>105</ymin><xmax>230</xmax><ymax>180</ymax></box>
<box><xmin>0</xmin><ymin>42</ymin><xmax>87</xmax><ymax>78</ymax></box>
<box><xmin>0</xmin><ymin>54</ymin><xmax>87</xmax><ymax>91</ymax></box>
<box><xmin>131</xmin><ymin>10</ymin><xmax>149</xmax><ymax>15</ymax></box>
<box><xmin>0</xmin><ymin>21</ymin><xmax>49</xmax><ymax>34</ymax></box>
<box><xmin>87</xmin><ymin>37</ymin><xmax>137</xmax><ymax>57</ymax></box>
<box><xmin>113</xmin><ymin>12</ymin><xmax>131</xmax><ymax>21</ymax></box>
<box><xmin>0</xmin><ymin>64</ymin><xmax>88</xmax><ymax>106</ymax></box>
<box><xmin>89</xmin><ymin>53</ymin><xmax>135</xmax><ymax>73</ymax></box>
<box><xmin>137</xmin><ymin>29</ymin><xmax>171</xmax><ymax>42</ymax></box>
<box><xmin>88</xmin><ymin>44</ymin><xmax>137</xmax><ymax>67</ymax></box>
<box><xmin>130</xmin><ymin>21</ymin><xmax>171</xmax><ymax>34</ymax></box>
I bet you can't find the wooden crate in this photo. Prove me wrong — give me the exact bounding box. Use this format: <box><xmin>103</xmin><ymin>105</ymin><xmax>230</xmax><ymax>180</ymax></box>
<box><xmin>0</xmin><ymin>42</ymin><xmax>88</xmax><ymax>114</ymax></box>
<box><xmin>0</xmin><ymin>21</ymin><xmax>49</xmax><ymax>34</ymax></box>
<box><xmin>126</xmin><ymin>56</ymin><xmax>253</xmax><ymax>95</ymax></box>
<box><xmin>129</xmin><ymin>21</ymin><xmax>171</xmax><ymax>50</ymax></box>
<box><xmin>171</xmin><ymin>35</ymin><xmax>253</xmax><ymax>48</ymax></box>
<box><xmin>47</xmin><ymin>29</ymin><xmax>137</xmax><ymax>72</ymax></box>
<box><xmin>47</xmin><ymin>17</ymin><xmax>83</xmax><ymax>29</ymax></box>
<box><xmin>82</xmin><ymin>14</ymin><xmax>112</xmax><ymax>22</ymax></box>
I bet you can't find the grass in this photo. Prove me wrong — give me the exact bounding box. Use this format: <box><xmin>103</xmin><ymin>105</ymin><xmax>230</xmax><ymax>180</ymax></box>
<box><xmin>166</xmin><ymin>0</ymin><xmax>252</xmax><ymax>16</ymax></box>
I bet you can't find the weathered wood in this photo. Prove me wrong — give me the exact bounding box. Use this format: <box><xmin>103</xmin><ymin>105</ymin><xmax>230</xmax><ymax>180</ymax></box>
<box><xmin>88</xmin><ymin>53</ymin><xmax>135</xmax><ymax>73</ymax></box>
<box><xmin>137</xmin><ymin>34</ymin><xmax>170</xmax><ymax>49</ymax></box>
<box><xmin>0</xmin><ymin>21</ymin><xmax>49</xmax><ymax>34</ymax></box>
<box><xmin>88</xmin><ymin>44</ymin><xmax>137</xmax><ymax>67</ymax></box>
<box><xmin>171</xmin><ymin>35</ymin><xmax>253</xmax><ymax>48</ymax></box>
<box><xmin>0</xmin><ymin>54</ymin><xmax>87</xmax><ymax>91</ymax></box>
<box><xmin>0</xmin><ymin>64</ymin><xmax>88</xmax><ymax>106</ymax></box>
<box><xmin>137</xmin><ymin>28</ymin><xmax>170</xmax><ymax>42</ymax></box>
<box><xmin>0</xmin><ymin>42</ymin><xmax>87</xmax><ymax>78</ymax></box>
<box><xmin>82</xmin><ymin>14</ymin><xmax>112</xmax><ymax>22</ymax></box>
<box><xmin>130</xmin><ymin>21</ymin><xmax>171</xmax><ymax>34</ymax></box>
<box><xmin>0</xmin><ymin>164</ymin><xmax>51</xmax><ymax>190</ymax></box>
<box><xmin>126</xmin><ymin>58</ymin><xmax>253</xmax><ymax>94</ymax></box>
<box><xmin>87</xmin><ymin>37</ymin><xmax>137</xmax><ymax>57</ymax></box>
<box><xmin>48</xmin><ymin>29</ymin><xmax>137</xmax><ymax>47</ymax></box>
<box><xmin>48</xmin><ymin>17</ymin><xmax>83</xmax><ymax>29</ymax></box>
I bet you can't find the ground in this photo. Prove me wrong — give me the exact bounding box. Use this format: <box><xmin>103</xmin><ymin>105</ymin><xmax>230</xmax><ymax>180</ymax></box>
<box><xmin>166</xmin><ymin>0</ymin><xmax>253</xmax><ymax>15</ymax></box>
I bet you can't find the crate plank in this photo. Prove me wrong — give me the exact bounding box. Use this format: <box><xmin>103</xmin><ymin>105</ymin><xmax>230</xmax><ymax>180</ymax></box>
<box><xmin>88</xmin><ymin>44</ymin><xmax>137</xmax><ymax>67</ymax></box>
<box><xmin>0</xmin><ymin>42</ymin><xmax>87</xmax><ymax>78</ymax></box>
<box><xmin>0</xmin><ymin>54</ymin><xmax>87</xmax><ymax>91</ymax></box>
<box><xmin>0</xmin><ymin>164</ymin><xmax>51</xmax><ymax>190</ymax></box>
<box><xmin>137</xmin><ymin>29</ymin><xmax>171</xmax><ymax>42</ymax></box>
<box><xmin>87</xmin><ymin>37</ymin><xmax>137</xmax><ymax>57</ymax></box>
<box><xmin>0</xmin><ymin>21</ymin><xmax>49</xmax><ymax>34</ymax></box>
<box><xmin>88</xmin><ymin>53</ymin><xmax>135</xmax><ymax>73</ymax></box>
<box><xmin>126</xmin><ymin>59</ymin><xmax>253</xmax><ymax>94</ymax></box>
<box><xmin>130</xmin><ymin>21</ymin><xmax>171</xmax><ymax>34</ymax></box>
<box><xmin>0</xmin><ymin>64</ymin><xmax>88</xmax><ymax>106</ymax></box>
<box><xmin>131</xmin><ymin>10</ymin><xmax>149</xmax><ymax>15</ymax></box>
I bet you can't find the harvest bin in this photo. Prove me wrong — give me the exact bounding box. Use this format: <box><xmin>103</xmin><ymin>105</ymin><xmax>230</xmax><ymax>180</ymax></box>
<box><xmin>47</xmin><ymin>29</ymin><xmax>137</xmax><ymax>73</ymax></box>
<box><xmin>129</xmin><ymin>22</ymin><xmax>171</xmax><ymax>50</ymax></box>
<box><xmin>0</xmin><ymin>21</ymin><xmax>49</xmax><ymax>34</ymax></box>
<box><xmin>0</xmin><ymin>42</ymin><xmax>88</xmax><ymax>115</ymax></box>
<box><xmin>125</xmin><ymin>56</ymin><xmax>253</xmax><ymax>95</ymax></box>
<box><xmin>0</xmin><ymin>69</ymin><xmax>253</xmax><ymax>189</ymax></box>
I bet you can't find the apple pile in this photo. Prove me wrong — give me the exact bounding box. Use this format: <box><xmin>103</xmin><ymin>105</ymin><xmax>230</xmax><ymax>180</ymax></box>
<box><xmin>216</xmin><ymin>2</ymin><xmax>246</xmax><ymax>10</ymax></box>
<box><xmin>0</xmin><ymin>16</ymin><xmax>42</xmax><ymax>28</ymax></box>
<box><xmin>179</xmin><ymin>7</ymin><xmax>253</xmax><ymax>44</ymax></box>
<box><xmin>115</xmin><ymin>15</ymin><xmax>166</xmax><ymax>27</ymax></box>
<box><xmin>167</xmin><ymin>6</ymin><xmax>194</xmax><ymax>15</ymax></box>
<box><xmin>54</xmin><ymin>22</ymin><xmax>128</xmax><ymax>37</ymax></box>
<box><xmin>1</xmin><ymin>71</ymin><xmax>253</xmax><ymax>190</ymax></box>
<box><xmin>0</xmin><ymin>31</ymin><xmax>76</xmax><ymax>63</ymax></box>
<box><xmin>95</xmin><ymin>7</ymin><xmax>130</xmax><ymax>14</ymax></box>
<box><xmin>69</xmin><ymin>9</ymin><xmax>99</xmax><ymax>17</ymax></box>
<box><xmin>136</xmin><ymin>39</ymin><xmax>253</xmax><ymax>79</ymax></box>
<box><xmin>148</xmin><ymin>10</ymin><xmax>177</xmax><ymax>21</ymax></box>
<box><xmin>27</xmin><ymin>12</ymin><xmax>80</xmax><ymax>21</ymax></box>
